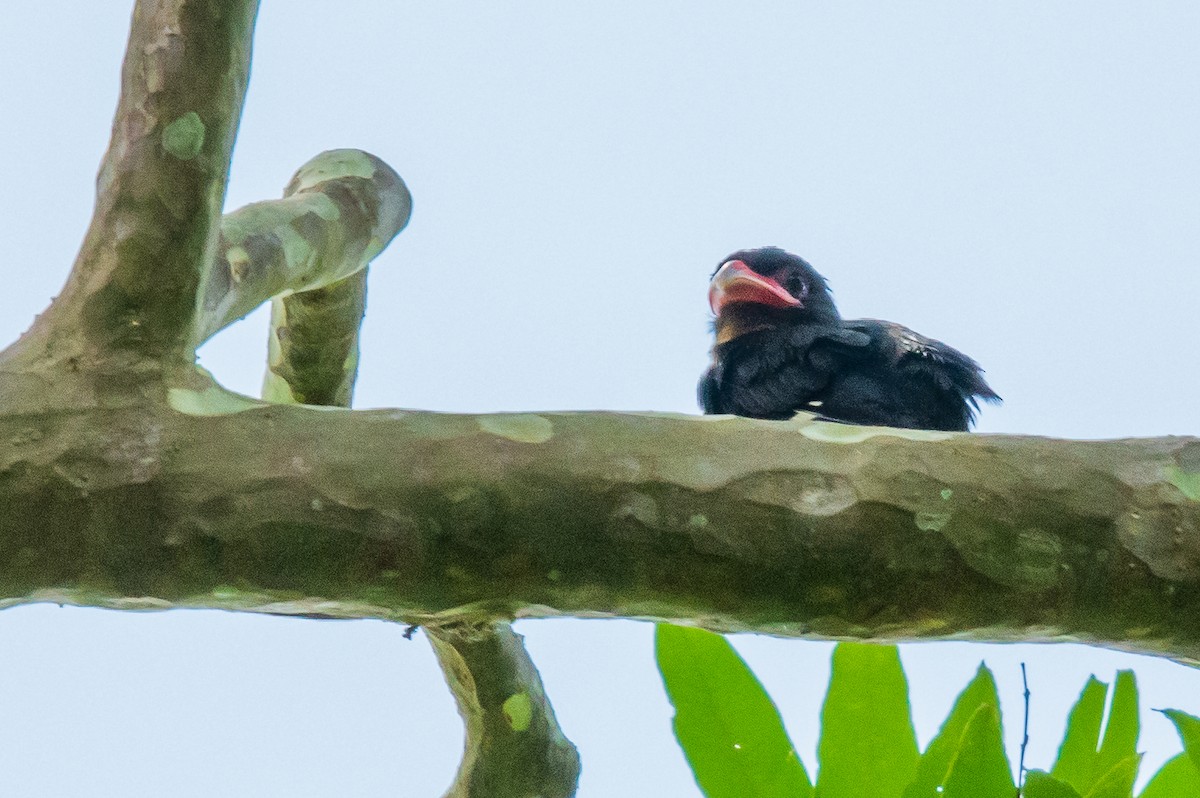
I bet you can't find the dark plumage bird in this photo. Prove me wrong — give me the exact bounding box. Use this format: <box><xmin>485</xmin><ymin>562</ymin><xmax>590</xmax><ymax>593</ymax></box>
<box><xmin>699</xmin><ymin>247</ymin><xmax>999</xmax><ymax>431</ymax></box>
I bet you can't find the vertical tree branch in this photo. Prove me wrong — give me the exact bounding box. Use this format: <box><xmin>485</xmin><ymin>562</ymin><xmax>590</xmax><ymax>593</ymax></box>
<box><xmin>261</xmin><ymin>269</ymin><xmax>368</xmax><ymax>406</ymax></box>
<box><xmin>427</xmin><ymin>623</ymin><xmax>583</xmax><ymax>798</ymax></box>
<box><xmin>15</xmin><ymin>0</ymin><xmax>258</xmax><ymax>368</ymax></box>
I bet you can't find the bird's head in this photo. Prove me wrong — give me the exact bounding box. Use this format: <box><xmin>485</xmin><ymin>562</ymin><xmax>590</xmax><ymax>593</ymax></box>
<box><xmin>708</xmin><ymin>247</ymin><xmax>839</xmax><ymax>344</ymax></box>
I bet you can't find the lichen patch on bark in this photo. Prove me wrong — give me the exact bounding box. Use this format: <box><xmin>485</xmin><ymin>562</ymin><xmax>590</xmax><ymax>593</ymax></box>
<box><xmin>478</xmin><ymin>414</ymin><xmax>554</xmax><ymax>444</ymax></box>
<box><xmin>161</xmin><ymin>112</ymin><xmax>205</xmax><ymax>160</ymax></box>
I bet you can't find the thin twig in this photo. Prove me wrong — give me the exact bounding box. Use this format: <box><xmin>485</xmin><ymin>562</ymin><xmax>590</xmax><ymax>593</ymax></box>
<box><xmin>1018</xmin><ymin>662</ymin><xmax>1031</xmax><ymax>796</ymax></box>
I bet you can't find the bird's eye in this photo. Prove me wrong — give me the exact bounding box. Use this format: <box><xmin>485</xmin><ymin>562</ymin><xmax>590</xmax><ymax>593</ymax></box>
<box><xmin>783</xmin><ymin>275</ymin><xmax>808</xmax><ymax>299</ymax></box>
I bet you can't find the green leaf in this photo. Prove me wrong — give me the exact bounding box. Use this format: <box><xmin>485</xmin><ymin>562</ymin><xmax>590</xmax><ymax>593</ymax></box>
<box><xmin>1095</xmin><ymin>671</ymin><xmax>1140</xmax><ymax>783</ymax></box>
<box><xmin>941</xmin><ymin>704</ymin><xmax>1015</xmax><ymax>798</ymax></box>
<box><xmin>903</xmin><ymin>663</ymin><xmax>1001</xmax><ymax>798</ymax></box>
<box><xmin>1051</xmin><ymin>676</ymin><xmax>1110</xmax><ymax>794</ymax></box>
<box><xmin>1138</xmin><ymin>754</ymin><xmax>1200</xmax><ymax>798</ymax></box>
<box><xmin>816</xmin><ymin>643</ymin><xmax>918</xmax><ymax>798</ymax></box>
<box><xmin>1084</xmin><ymin>755</ymin><xmax>1140</xmax><ymax>798</ymax></box>
<box><xmin>655</xmin><ymin>625</ymin><xmax>813</xmax><ymax>798</ymax></box>
<box><xmin>1160</xmin><ymin>709</ymin><xmax>1200</xmax><ymax>776</ymax></box>
<box><xmin>1024</xmin><ymin>770</ymin><xmax>1084</xmax><ymax>798</ymax></box>
<box><xmin>1050</xmin><ymin>673</ymin><xmax>1143</xmax><ymax>797</ymax></box>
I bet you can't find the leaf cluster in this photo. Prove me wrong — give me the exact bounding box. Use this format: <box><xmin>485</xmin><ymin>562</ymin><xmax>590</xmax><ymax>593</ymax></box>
<box><xmin>656</xmin><ymin>626</ymin><xmax>1200</xmax><ymax>798</ymax></box>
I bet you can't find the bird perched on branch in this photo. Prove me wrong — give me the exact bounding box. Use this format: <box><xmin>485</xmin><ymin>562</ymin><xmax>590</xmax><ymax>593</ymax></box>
<box><xmin>699</xmin><ymin>247</ymin><xmax>999</xmax><ymax>431</ymax></box>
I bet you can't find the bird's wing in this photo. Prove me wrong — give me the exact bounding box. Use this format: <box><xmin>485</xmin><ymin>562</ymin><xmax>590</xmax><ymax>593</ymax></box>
<box><xmin>847</xmin><ymin>319</ymin><xmax>1000</xmax><ymax>403</ymax></box>
<box><xmin>802</xmin><ymin>326</ymin><xmax>873</xmax><ymax>372</ymax></box>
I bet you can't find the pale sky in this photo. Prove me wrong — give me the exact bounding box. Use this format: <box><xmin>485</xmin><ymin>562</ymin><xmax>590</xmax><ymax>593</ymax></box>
<box><xmin>1</xmin><ymin>2</ymin><xmax>1199</xmax><ymax>796</ymax></box>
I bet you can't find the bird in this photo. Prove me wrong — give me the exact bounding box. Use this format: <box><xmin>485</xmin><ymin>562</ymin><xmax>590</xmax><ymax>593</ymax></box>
<box><xmin>699</xmin><ymin>246</ymin><xmax>999</xmax><ymax>431</ymax></box>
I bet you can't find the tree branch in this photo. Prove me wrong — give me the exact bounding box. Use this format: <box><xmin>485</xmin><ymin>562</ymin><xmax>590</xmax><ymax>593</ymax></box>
<box><xmin>428</xmin><ymin>623</ymin><xmax>582</xmax><ymax>798</ymax></box>
<box><xmin>16</xmin><ymin>0</ymin><xmax>259</xmax><ymax>367</ymax></box>
<box><xmin>197</xmin><ymin>149</ymin><xmax>411</xmax><ymax>349</ymax></box>
<box><xmin>2</xmin><ymin>403</ymin><xmax>1198</xmax><ymax>663</ymax></box>
<box><xmin>261</xmin><ymin>269</ymin><xmax>369</xmax><ymax>407</ymax></box>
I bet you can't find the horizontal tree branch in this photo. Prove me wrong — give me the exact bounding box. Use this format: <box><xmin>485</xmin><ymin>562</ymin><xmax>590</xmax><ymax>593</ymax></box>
<box><xmin>1</xmin><ymin>399</ymin><xmax>1198</xmax><ymax>663</ymax></box>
